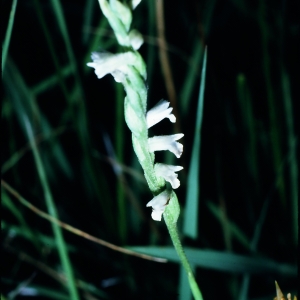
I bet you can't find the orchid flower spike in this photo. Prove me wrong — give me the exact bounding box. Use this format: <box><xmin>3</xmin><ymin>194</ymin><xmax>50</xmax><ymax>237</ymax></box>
<box><xmin>146</xmin><ymin>190</ymin><xmax>170</xmax><ymax>221</ymax></box>
<box><xmin>148</xmin><ymin>133</ymin><xmax>184</xmax><ymax>158</ymax></box>
<box><xmin>155</xmin><ymin>163</ymin><xmax>183</xmax><ymax>189</ymax></box>
<box><xmin>87</xmin><ymin>51</ymin><xmax>136</xmax><ymax>82</ymax></box>
<box><xmin>146</xmin><ymin>100</ymin><xmax>176</xmax><ymax>128</ymax></box>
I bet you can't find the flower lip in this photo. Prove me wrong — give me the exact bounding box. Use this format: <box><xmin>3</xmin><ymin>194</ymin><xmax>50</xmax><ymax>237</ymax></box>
<box><xmin>146</xmin><ymin>100</ymin><xmax>176</xmax><ymax>128</ymax></box>
<box><xmin>154</xmin><ymin>163</ymin><xmax>183</xmax><ymax>189</ymax></box>
<box><xmin>148</xmin><ymin>133</ymin><xmax>184</xmax><ymax>158</ymax></box>
<box><xmin>146</xmin><ymin>190</ymin><xmax>170</xmax><ymax>221</ymax></box>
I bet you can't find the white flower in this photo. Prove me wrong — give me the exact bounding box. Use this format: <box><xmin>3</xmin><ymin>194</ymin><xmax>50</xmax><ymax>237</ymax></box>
<box><xmin>129</xmin><ymin>30</ymin><xmax>144</xmax><ymax>50</ymax></box>
<box><xmin>87</xmin><ymin>52</ymin><xmax>136</xmax><ymax>82</ymax></box>
<box><xmin>155</xmin><ymin>163</ymin><xmax>183</xmax><ymax>189</ymax></box>
<box><xmin>146</xmin><ymin>190</ymin><xmax>170</xmax><ymax>221</ymax></box>
<box><xmin>148</xmin><ymin>133</ymin><xmax>184</xmax><ymax>158</ymax></box>
<box><xmin>146</xmin><ymin>100</ymin><xmax>176</xmax><ymax>128</ymax></box>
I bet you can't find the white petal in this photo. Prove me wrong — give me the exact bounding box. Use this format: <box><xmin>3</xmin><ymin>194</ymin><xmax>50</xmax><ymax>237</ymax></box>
<box><xmin>146</xmin><ymin>190</ymin><xmax>170</xmax><ymax>221</ymax></box>
<box><xmin>151</xmin><ymin>209</ymin><xmax>164</xmax><ymax>221</ymax></box>
<box><xmin>146</xmin><ymin>100</ymin><xmax>176</xmax><ymax>128</ymax></box>
<box><xmin>155</xmin><ymin>163</ymin><xmax>183</xmax><ymax>189</ymax></box>
<box><xmin>146</xmin><ymin>191</ymin><xmax>169</xmax><ymax>209</ymax></box>
<box><xmin>148</xmin><ymin>134</ymin><xmax>184</xmax><ymax>158</ymax></box>
<box><xmin>87</xmin><ymin>52</ymin><xmax>135</xmax><ymax>79</ymax></box>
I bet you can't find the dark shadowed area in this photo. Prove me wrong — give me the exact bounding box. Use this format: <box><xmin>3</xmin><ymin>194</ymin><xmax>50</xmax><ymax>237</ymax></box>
<box><xmin>2</xmin><ymin>0</ymin><xmax>298</xmax><ymax>299</ymax></box>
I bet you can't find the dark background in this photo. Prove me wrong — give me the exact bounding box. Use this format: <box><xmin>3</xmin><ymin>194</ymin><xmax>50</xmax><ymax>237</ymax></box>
<box><xmin>2</xmin><ymin>0</ymin><xmax>298</xmax><ymax>299</ymax></box>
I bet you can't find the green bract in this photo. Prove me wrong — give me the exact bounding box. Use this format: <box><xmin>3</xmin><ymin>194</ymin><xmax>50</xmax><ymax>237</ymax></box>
<box><xmin>112</xmin><ymin>1</ymin><xmax>132</xmax><ymax>32</ymax></box>
<box><xmin>98</xmin><ymin>0</ymin><xmax>130</xmax><ymax>46</ymax></box>
<box><xmin>164</xmin><ymin>191</ymin><xmax>180</xmax><ymax>224</ymax></box>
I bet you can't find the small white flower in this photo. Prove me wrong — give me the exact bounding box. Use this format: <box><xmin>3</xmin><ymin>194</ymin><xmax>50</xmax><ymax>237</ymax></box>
<box><xmin>155</xmin><ymin>163</ymin><xmax>183</xmax><ymax>189</ymax></box>
<box><xmin>146</xmin><ymin>190</ymin><xmax>170</xmax><ymax>221</ymax></box>
<box><xmin>146</xmin><ymin>100</ymin><xmax>176</xmax><ymax>128</ymax></box>
<box><xmin>148</xmin><ymin>133</ymin><xmax>184</xmax><ymax>158</ymax></box>
<box><xmin>87</xmin><ymin>52</ymin><xmax>136</xmax><ymax>82</ymax></box>
<box><xmin>129</xmin><ymin>30</ymin><xmax>144</xmax><ymax>50</ymax></box>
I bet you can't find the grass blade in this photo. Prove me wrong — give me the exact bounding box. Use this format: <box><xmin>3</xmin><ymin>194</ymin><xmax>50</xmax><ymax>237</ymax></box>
<box><xmin>2</xmin><ymin>0</ymin><xmax>18</xmax><ymax>75</ymax></box>
<box><xmin>3</xmin><ymin>60</ymin><xmax>80</xmax><ymax>300</ymax></box>
<box><xmin>31</xmin><ymin>65</ymin><xmax>74</xmax><ymax>96</ymax></box>
<box><xmin>282</xmin><ymin>70</ymin><xmax>298</xmax><ymax>245</ymax></box>
<box><xmin>179</xmin><ymin>262</ymin><xmax>193</xmax><ymax>300</ymax></box>
<box><xmin>33</xmin><ymin>0</ymin><xmax>72</xmax><ymax>107</ymax></box>
<box><xmin>183</xmin><ymin>47</ymin><xmax>207</xmax><ymax>239</ymax></box>
<box><xmin>24</xmin><ymin>117</ymin><xmax>80</xmax><ymax>300</ymax></box>
<box><xmin>128</xmin><ymin>246</ymin><xmax>297</xmax><ymax>276</ymax></box>
<box><xmin>2</xmin><ymin>192</ymin><xmax>40</xmax><ymax>250</ymax></box>
<box><xmin>2</xmin><ymin>221</ymin><xmax>76</xmax><ymax>252</ymax></box>
<box><xmin>82</xmin><ymin>0</ymin><xmax>96</xmax><ymax>45</ymax></box>
<box><xmin>179</xmin><ymin>40</ymin><xmax>203</xmax><ymax>118</ymax></box>
<box><xmin>50</xmin><ymin>0</ymin><xmax>84</xmax><ymax>97</ymax></box>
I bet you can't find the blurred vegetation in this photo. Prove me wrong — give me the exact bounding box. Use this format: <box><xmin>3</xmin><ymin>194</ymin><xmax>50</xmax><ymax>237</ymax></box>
<box><xmin>2</xmin><ymin>0</ymin><xmax>298</xmax><ymax>299</ymax></box>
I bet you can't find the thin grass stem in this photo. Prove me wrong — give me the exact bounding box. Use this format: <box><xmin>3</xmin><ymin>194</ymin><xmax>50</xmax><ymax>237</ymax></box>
<box><xmin>2</xmin><ymin>0</ymin><xmax>18</xmax><ymax>75</ymax></box>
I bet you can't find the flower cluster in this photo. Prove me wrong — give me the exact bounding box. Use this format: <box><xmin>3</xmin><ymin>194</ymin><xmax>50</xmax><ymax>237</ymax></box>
<box><xmin>87</xmin><ymin>3</ymin><xmax>203</xmax><ymax>298</ymax></box>
<box><xmin>145</xmin><ymin>100</ymin><xmax>184</xmax><ymax>221</ymax></box>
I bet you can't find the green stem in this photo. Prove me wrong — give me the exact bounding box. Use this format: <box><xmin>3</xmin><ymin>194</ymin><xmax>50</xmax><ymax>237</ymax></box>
<box><xmin>164</xmin><ymin>219</ymin><xmax>203</xmax><ymax>300</ymax></box>
<box><xmin>163</xmin><ymin>193</ymin><xmax>203</xmax><ymax>300</ymax></box>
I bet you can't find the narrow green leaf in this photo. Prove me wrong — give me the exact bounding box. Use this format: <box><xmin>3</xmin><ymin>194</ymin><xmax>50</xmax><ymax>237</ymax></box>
<box><xmin>33</xmin><ymin>0</ymin><xmax>72</xmax><ymax>106</ymax></box>
<box><xmin>82</xmin><ymin>0</ymin><xmax>96</xmax><ymax>45</ymax></box>
<box><xmin>236</xmin><ymin>74</ymin><xmax>259</xmax><ymax>185</ymax></box>
<box><xmin>2</xmin><ymin>193</ymin><xmax>39</xmax><ymax>249</ymax></box>
<box><xmin>3</xmin><ymin>59</ymin><xmax>80</xmax><ymax>300</ymax></box>
<box><xmin>128</xmin><ymin>246</ymin><xmax>297</xmax><ymax>276</ymax></box>
<box><xmin>183</xmin><ymin>47</ymin><xmax>207</xmax><ymax>239</ymax></box>
<box><xmin>2</xmin><ymin>0</ymin><xmax>18</xmax><ymax>75</ymax></box>
<box><xmin>31</xmin><ymin>65</ymin><xmax>74</xmax><ymax>96</ymax></box>
<box><xmin>2</xmin><ymin>221</ymin><xmax>76</xmax><ymax>252</ymax></box>
<box><xmin>282</xmin><ymin>70</ymin><xmax>298</xmax><ymax>245</ymax></box>
<box><xmin>179</xmin><ymin>40</ymin><xmax>203</xmax><ymax>118</ymax></box>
